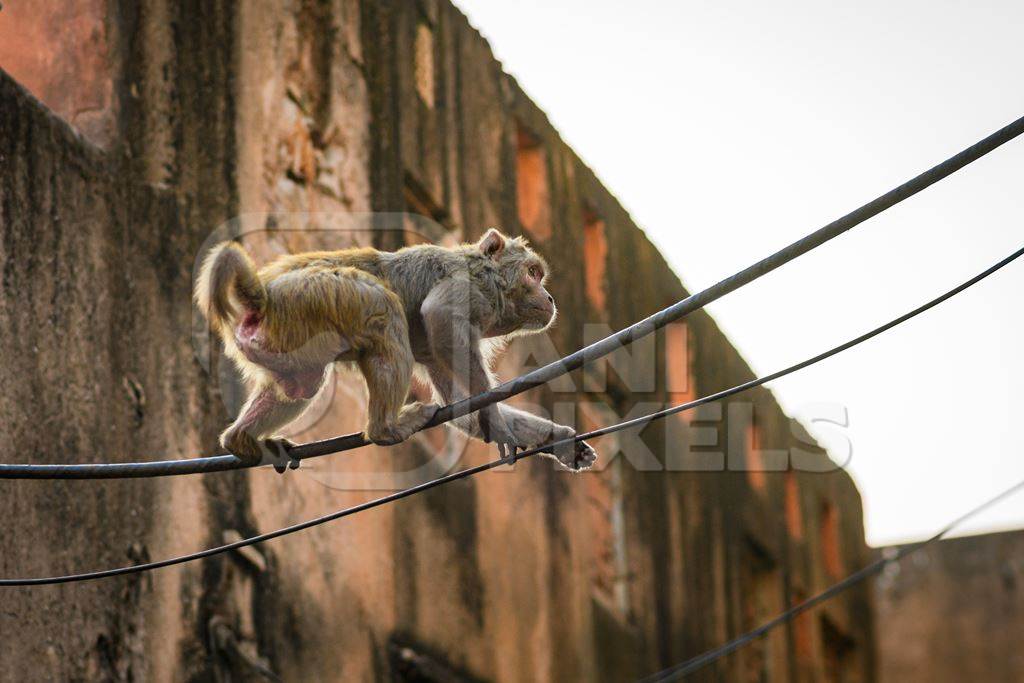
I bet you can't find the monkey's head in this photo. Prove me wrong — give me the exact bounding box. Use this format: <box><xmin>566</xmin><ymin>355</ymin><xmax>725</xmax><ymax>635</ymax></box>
<box><xmin>476</xmin><ymin>228</ymin><xmax>556</xmax><ymax>335</ymax></box>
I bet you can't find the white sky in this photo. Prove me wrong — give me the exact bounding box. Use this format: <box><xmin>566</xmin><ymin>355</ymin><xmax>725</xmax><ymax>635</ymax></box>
<box><xmin>453</xmin><ymin>0</ymin><xmax>1024</xmax><ymax>546</ymax></box>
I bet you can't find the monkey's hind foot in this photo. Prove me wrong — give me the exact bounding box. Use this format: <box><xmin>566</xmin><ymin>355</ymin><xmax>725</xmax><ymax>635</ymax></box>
<box><xmin>262</xmin><ymin>437</ymin><xmax>301</xmax><ymax>474</ymax></box>
<box><xmin>366</xmin><ymin>402</ymin><xmax>439</xmax><ymax>446</ymax></box>
<box><xmin>221</xmin><ymin>429</ymin><xmax>300</xmax><ymax>474</ymax></box>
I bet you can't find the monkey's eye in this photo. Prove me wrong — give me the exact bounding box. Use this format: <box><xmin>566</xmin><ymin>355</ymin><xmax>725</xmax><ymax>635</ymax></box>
<box><xmin>528</xmin><ymin>265</ymin><xmax>544</xmax><ymax>281</ymax></box>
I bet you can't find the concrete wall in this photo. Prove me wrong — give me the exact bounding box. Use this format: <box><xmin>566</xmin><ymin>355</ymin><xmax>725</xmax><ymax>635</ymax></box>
<box><xmin>0</xmin><ymin>1</ymin><xmax>874</xmax><ymax>681</ymax></box>
<box><xmin>875</xmin><ymin>529</ymin><xmax>1024</xmax><ymax>682</ymax></box>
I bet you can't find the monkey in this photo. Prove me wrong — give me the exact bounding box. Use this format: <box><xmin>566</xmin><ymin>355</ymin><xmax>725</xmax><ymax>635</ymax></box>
<box><xmin>194</xmin><ymin>228</ymin><xmax>598</xmax><ymax>472</ymax></box>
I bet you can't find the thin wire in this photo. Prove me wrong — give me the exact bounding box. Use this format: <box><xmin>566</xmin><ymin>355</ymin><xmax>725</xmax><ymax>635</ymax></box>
<box><xmin>2</xmin><ymin>244</ymin><xmax>1018</xmax><ymax>586</ymax></box>
<box><xmin>3</xmin><ymin>113</ymin><xmax>1023</xmax><ymax>480</ymax></box>
<box><xmin>639</xmin><ymin>477</ymin><xmax>1024</xmax><ymax>682</ymax></box>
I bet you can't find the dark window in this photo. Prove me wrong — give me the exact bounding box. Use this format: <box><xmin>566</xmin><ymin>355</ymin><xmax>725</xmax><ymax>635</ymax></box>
<box><xmin>820</xmin><ymin>500</ymin><xmax>843</xmax><ymax>579</ymax></box>
<box><xmin>785</xmin><ymin>470</ymin><xmax>803</xmax><ymax>539</ymax></box>
<box><xmin>582</xmin><ymin>206</ymin><xmax>607</xmax><ymax>312</ymax></box>
<box><xmin>515</xmin><ymin>124</ymin><xmax>551</xmax><ymax>240</ymax></box>
<box><xmin>791</xmin><ymin>589</ymin><xmax>813</xmax><ymax>663</ymax></box>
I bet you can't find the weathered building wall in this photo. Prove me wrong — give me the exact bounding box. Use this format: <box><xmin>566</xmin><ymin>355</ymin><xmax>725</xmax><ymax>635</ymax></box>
<box><xmin>0</xmin><ymin>1</ymin><xmax>874</xmax><ymax>681</ymax></box>
<box><xmin>0</xmin><ymin>4</ymin><xmax>237</xmax><ymax>677</ymax></box>
<box><xmin>875</xmin><ymin>529</ymin><xmax>1024</xmax><ymax>683</ymax></box>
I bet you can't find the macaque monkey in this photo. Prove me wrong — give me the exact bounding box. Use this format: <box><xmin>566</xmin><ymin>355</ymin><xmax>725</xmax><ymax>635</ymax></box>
<box><xmin>194</xmin><ymin>229</ymin><xmax>597</xmax><ymax>471</ymax></box>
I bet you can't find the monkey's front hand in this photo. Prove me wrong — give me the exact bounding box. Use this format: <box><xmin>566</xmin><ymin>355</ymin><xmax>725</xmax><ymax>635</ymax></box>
<box><xmin>548</xmin><ymin>425</ymin><xmax>598</xmax><ymax>471</ymax></box>
<box><xmin>567</xmin><ymin>440</ymin><xmax>598</xmax><ymax>471</ymax></box>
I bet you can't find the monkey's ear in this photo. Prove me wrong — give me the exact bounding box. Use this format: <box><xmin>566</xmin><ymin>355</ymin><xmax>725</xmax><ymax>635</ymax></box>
<box><xmin>478</xmin><ymin>228</ymin><xmax>506</xmax><ymax>260</ymax></box>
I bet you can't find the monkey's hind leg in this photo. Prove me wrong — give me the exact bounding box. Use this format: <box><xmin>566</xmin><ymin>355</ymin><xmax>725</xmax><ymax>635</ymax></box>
<box><xmin>360</xmin><ymin>356</ymin><xmax>439</xmax><ymax>446</ymax></box>
<box><xmin>359</xmin><ymin>346</ymin><xmax>438</xmax><ymax>447</ymax></box>
<box><xmin>221</xmin><ymin>380</ymin><xmax>314</xmax><ymax>472</ymax></box>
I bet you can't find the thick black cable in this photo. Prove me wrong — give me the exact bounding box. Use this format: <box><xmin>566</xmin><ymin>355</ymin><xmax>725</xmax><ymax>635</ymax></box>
<box><xmin>2</xmin><ymin>244</ymin><xmax>1018</xmax><ymax>586</ymax></box>
<box><xmin>2</xmin><ymin>114</ymin><xmax>1023</xmax><ymax>480</ymax></box>
<box><xmin>638</xmin><ymin>476</ymin><xmax>1024</xmax><ymax>682</ymax></box>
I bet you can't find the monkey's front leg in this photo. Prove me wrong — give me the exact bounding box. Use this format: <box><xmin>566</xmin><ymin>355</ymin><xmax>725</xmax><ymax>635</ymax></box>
<box><xmin>221</xmin><ymin>380</ymin><xmax>312</xmax><ymax>473</ymax></box>
<box><xmin>358</xmin><ymin>336</ymin><xmax>438</xmax><ymax>447</ymax></box>
<box><xmin>487</xmin><ymin>403</ymin><xmax>598</xmax><ymax>470</ymax></box>
<box><xmin>421</xmin><ymin>283</ymin><xmax>517</xmax><ymax>445</ymax></box>
<box><xmin>425</xmin><ymin>363</ymin><xmax>597</xmax><ymax>470</ymax></box>
<box><xmin>421</xmin><ymin>282</ymin><xmax>596</xmax><ymax>469</ymax></box>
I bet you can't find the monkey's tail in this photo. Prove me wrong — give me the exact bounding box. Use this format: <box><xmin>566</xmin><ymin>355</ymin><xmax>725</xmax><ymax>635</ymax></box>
<box><xmin>194</xmin><ymin>241</ymin><xmax>267</xmax><ymax>332</ymax></box>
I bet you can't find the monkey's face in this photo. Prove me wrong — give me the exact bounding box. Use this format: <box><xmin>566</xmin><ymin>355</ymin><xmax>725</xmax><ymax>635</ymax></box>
<box><xmin>514</xmin><ymin>257</ymin><xmax>557</xmax><ymax>331</ymax></box>
<box><xmin>477</xmin><ymin>228</ymin><xmax>557</xmax><ymax>335</ymax></box>
<box><xmin>494</xmin><ymin>247</ymin><xmax>556</xmax><ymax>335</ymax></box>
